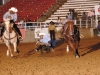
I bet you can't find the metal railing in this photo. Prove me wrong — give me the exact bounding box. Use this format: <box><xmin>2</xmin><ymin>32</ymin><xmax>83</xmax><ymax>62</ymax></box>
<box><xmin>20</xmin><ymin>19</ymin><xmax>96</xmax><ymax>30</ymax></box>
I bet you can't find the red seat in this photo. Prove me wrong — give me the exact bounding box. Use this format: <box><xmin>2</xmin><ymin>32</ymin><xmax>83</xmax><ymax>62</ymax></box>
<box><xmin>0</xmin><ymin>0</ymin><xmax>57</xmax><ymax>22</ymax></box>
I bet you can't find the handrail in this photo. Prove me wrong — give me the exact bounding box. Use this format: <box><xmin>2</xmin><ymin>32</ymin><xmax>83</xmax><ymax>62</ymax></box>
<box><xmin>22</xmin><ymin>19</ymin><xmax>96</xmax><ymax>30</ymax></box>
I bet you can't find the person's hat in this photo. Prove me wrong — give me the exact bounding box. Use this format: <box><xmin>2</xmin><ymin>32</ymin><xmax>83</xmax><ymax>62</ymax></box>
<box><xmin>39</xmin><ymin>33</ymin><xmax>46</xmax><ymax>36</ymax></box>
<box><xmin>9</xmin><ymin>7</ymin><xmax>18</xmax><ymax>12</ymax></box>
<box><xmin>49</xmin><ymin>21</ymin><xmax>55</xmax><ymax>25</ymax></box>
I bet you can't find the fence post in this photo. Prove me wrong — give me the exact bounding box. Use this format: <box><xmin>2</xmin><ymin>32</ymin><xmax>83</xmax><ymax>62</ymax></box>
<box><xmin>80</xmin><ymin>19</ymin><xmax>82</xmax><ymax>28</ymax></box>
<box><xmin>74</xmin><ymin>19</ymin><xmax>76</xmax><ymax>25</ymax></box>
<box><xmin>86</xmin><ymin>19</ymin><xmax>88</xmax><ymax>28</ymax></box>
<box><xmin>91</xmin><ymin>18</ymin><xmax>93</xmax><ymax>27</ymax></box>
<box><xmin>24</xmin><ymin>22</ymin><xmax>26</xmax><ymax>30</ymax></box>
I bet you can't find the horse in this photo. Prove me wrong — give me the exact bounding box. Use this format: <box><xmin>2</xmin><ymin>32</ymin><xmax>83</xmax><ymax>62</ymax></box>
<box><xmin>2</xmin><ymin>19</ymin><xmax>19</xmax><ymax>57</ymax></box>
<box><xmin>63</xmin><ymin>21</ymin><xmax>80</xmax><ymax>58</ymax></box>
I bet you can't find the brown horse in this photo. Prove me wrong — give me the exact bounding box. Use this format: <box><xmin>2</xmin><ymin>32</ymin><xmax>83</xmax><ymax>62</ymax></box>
<box><xmin>63</xmin><ymin>21</ymin><xmax>80</xmax><ymax>58</ymax></box>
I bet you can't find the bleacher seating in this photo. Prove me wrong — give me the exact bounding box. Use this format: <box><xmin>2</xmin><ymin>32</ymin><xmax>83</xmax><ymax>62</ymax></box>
<box><xmin>0</xmin><ymin>0</ymin><xmax>57</xmax><ymax>22</ymax></box>
<box><xmin>45</xmin><ymin>0</ymin><xmax>100</xmax><ymax>23</ymax></box>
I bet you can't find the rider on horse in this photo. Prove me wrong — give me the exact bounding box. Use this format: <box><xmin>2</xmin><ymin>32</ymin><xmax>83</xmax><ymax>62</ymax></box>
<box><xmin>0</xmin><ymin>7</ymin><xmax>23</xmax><ymax>41</ymax></box>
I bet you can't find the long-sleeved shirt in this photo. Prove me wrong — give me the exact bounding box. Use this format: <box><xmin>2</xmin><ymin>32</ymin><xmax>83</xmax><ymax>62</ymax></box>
<box><xmin>87</xmin><ymin>11</ymin><xmax>94</xmax><ymax>17</ymax></box>
<box><xmin>3</xmin><ymin>11</ymin><xmax>17</xmax><ymax>22</ymax></box>
<box><xmin>40</xmin><ymin>34</ymin><xmax>51</xmax><ymax>44</ymax></box>
<box><xmin>48</xmin><ymin>25</ymin><xmax>57</xmax><ymax>32</ymax></box>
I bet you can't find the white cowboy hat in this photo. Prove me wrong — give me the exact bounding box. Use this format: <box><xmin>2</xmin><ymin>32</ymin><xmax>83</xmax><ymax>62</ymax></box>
<box><xmin>39</xmin><ymin>33</ymin><xmax>46</xmax><ymax>36</ymax></box>
<box><xmin>9</xmin><ymin>7</ymin><xmax>18</xmax><ymax>12</ymax></box>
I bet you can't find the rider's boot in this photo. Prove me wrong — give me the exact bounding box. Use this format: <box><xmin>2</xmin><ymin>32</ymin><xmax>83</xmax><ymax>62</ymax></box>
<box><xmin>18</xmin><ymin>35</ymin><xmax>23</xmax><ymax>41</ymax></box>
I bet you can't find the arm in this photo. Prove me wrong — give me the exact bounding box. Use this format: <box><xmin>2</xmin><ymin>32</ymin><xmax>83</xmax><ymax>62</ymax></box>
<box><xmin>48</xmin><ymin>25</ymin><xmax>50</xmax><ymax>33</ymax></box>
<box><xmin>3</xmin><ymin>12</ymin><xmax>9</xmax><ymax>20</ymax></box>
<box><xmin>13</xmin><ymin>13</ymin><xmax>17</xmax><ymax>22</ymax></box>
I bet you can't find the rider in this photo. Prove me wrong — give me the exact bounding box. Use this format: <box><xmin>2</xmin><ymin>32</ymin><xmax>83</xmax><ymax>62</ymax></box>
<box><xmin>0</xmin><ymin>7</ymin><xmax>23</xmax><ymax>40</ymax></box>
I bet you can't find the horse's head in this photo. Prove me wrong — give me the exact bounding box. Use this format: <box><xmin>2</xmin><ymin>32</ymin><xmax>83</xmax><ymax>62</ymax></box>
<box><xmin>4</xmin><ymin>19</ymin><xmax>13</xmax><ymax>33</ymax></box>
<box><xmin>65</xmin><ymin>21</ymin><xmax>74</xmax><ymax>35</ymax></box>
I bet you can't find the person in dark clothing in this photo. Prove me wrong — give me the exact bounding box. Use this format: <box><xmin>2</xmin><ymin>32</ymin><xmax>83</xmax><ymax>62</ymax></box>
<box><xmin>97</xmin><ymin>21</ymin><xmax>100</xmax><ymax>36</ymax></box>
<box><xmin>48</xmin><ymin>21</ymin><xmax>57</xmax><ymax>41</ymax></box>
<box><xmin>48</xmin><ymin>21</ymin><xmax>57</xmax><ymax>49</ymax></box>
<box><xmin>0</xmin><ymin>7</ymin><xmax>22</xmax><ymax>40</ymax></box>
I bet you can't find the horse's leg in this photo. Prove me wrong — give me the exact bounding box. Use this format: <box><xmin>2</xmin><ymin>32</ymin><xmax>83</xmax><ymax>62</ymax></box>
<box><xmin>6</xmin><ymin>43</ymin><xmax>13</xmax><ymax>57</ymax></box>
<box><xmin>75</xmin><ymin>41</ymin><xmax>80</xmax><ymax>58</ymax></box>
<box><xmin>5</xmin><ymin>43</ymin><xmax>10</xmax><ymax>56</ymax></box>
<box><xmin>66</xmin><ymin>43</ymin><xmax>69</xmax><ymax>53</ymax></box>
<box><xmin>67</xmin><ymin>41</ymin><xmax>76</xmax><ymax>51</ymax></box>
<box><xmin>6</xmin><ymin>49</ymin><xmax>9</xmax><ymax>57</ymax></box>
<box><xmin>13</xmin><ymin>42</ymin><xmax>17</xmax><ymax>52</ymax></box>
<box><xmin>68</xmin><ymin>40</ymin><xmax>80</xmax><ymax>58</ymax></box>
<box><xmin>75</xmin><ymin>41</ymin><xmax>79</xmax><ymax>50</ymax></box>
<box><xmin>9</xmin><ymin>47</ymin><xmax>13</xmax><ymax>57</ymax></box>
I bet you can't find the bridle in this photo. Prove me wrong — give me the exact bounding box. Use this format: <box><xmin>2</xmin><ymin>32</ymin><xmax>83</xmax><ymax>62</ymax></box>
<box><xmin>3</xmin><ymin>22</ymin><xmax>17</xmax><ymax>41</ymax></box>
<box><xmin>63</xmin><ymin>23</ymin><xmax>74</xmax><ymax>40</ymax></box>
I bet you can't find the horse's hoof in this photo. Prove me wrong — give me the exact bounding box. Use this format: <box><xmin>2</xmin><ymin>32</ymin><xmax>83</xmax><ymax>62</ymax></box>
<box><xmin>75</xmin><ymin>55</ymin><xmax>80</xmax><ymax>58</ymax></box>
<box><xmin>6</xmin><ymin>51</ymin><xmax>9</xmax><ymax>57</ymax></box>
<box><xmin>6</xmin><ymin>53</ymin><xmax>9</xmax><ymax>57</ymax></box>
<box><xmin>16</xmin><ymin>50</ymin><xmax>20</xmax><ymax>53</ymax></box>
<box><xmin>11</xmin><ymin>55</ymin><xmax>14</xmax><ymax>57</ymax></box>
<box><xmin>15</xmin><ymin>50</ymin><xmax>20</xmax><ymax>53</ymax></box>
<box><xmin>75</xmin><ymin>54</ymin><xmax>80</xmax><ymax>58</ymax></box>
<box><xmin>66</xmin><ymin>50</ymin><xmax>69</xmax><ymax>53</ymax></box>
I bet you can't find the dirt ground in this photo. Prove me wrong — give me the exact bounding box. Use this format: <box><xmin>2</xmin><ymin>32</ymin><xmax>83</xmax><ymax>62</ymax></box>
<box><xmin>0</xmin><ymin>36</ymin><xmax>100</xmax><ymax>75</ymax></box>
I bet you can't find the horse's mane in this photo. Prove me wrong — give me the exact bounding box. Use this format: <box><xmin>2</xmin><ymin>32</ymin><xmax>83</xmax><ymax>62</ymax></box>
<box><xmin>66</xmin><ymin>21</ymin><xmax>74</xmax><ymax>25</ymax></box>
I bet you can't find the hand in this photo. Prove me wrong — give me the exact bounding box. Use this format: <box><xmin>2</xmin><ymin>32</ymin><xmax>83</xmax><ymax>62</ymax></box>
<box><xmin>8</xmin><ymin>16</ymin><xmax>11</xmax><ymax>19</ymax></box>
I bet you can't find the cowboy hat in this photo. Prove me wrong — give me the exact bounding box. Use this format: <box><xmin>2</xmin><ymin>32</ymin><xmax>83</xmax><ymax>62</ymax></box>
<box><xmin>9</xmin><ymin>7</ymin><xmax>18</xmax><ymax>12</ymax></box>
<box><xmin>39</xmin><ymin>33</ymin><xmax>46</xmax><ymax>36</ymax></box>
<box><xmin>49</xmin><ymin>21</ymin><xmax>55</xmax><ymax>25</ymax></box>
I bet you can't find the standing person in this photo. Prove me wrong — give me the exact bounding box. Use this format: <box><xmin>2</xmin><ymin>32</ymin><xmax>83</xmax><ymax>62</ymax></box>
<box><xmin>48</xmin><ymin>21</ymin><xmax>57</xmax><ymax>41</ymax></box>
<box><xmin>57</xmin><ymin>17</ymin><xmax>62</xmax><ymax>25</ymax></box>
<box><xmin>87</xmin><ymin>10</ymin><xmax>95</xmax><ymax>19</ymax></box>
<box><xmin>82</xmin><ymin>12</ymin><xmax>87</xmax><ymax>24</ymax></box>
<box><xmin>67</xmin><ymin>13</ymin><xmax>73</xmax><ymax>20</ymax></box>
<box><xmin>73</xmin><ymin>10</ymin><xmax>78</xmax><ymax>20</ymax></box>
<box><xmin>97</xmin><ymin>21</ymin><xmax>100</xmax><ymax>36</ymax></box>
<box><xmin>82</xmin><ymin>12</ymin><xmax>87</xmax><ymax>20</ymax></box>
<box><xmin>48</xmin><ymin>21</ymin><xmax>57</xmax><ymax>49</ymax></box>
<box><xmin>0</xmin><ymin>7</ymin><xmax>23</xmax><ymax>40</ymax></box>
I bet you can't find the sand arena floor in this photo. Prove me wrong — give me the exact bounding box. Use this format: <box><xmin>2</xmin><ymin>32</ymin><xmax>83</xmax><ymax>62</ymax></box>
<box><xmin>0</xmin><ymin>36</ymin><xmax>100</xmax><ymax>75</ymax></box>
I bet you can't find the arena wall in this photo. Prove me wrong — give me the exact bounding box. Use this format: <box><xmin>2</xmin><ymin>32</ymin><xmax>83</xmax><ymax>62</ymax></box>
<box><xmin>0</xmin><ymin>28</ymin><xmax>95</xmax><ymax>44</ymax></box>
<box><xmin>22</xmin><ymin>28</ymin><xmax>95</xmax><ymax>43</ymax></box>
<box><xmin>79</xmin><ymin>28</ymin><xmax>94</xmax><ymax>39</ymax></box>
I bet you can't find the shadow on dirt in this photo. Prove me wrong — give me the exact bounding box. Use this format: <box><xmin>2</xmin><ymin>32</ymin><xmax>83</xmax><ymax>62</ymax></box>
<box><xmin>81</xmin><ymin>42</ymin><xmax>100</xmax><ymax>56</ymax></box>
